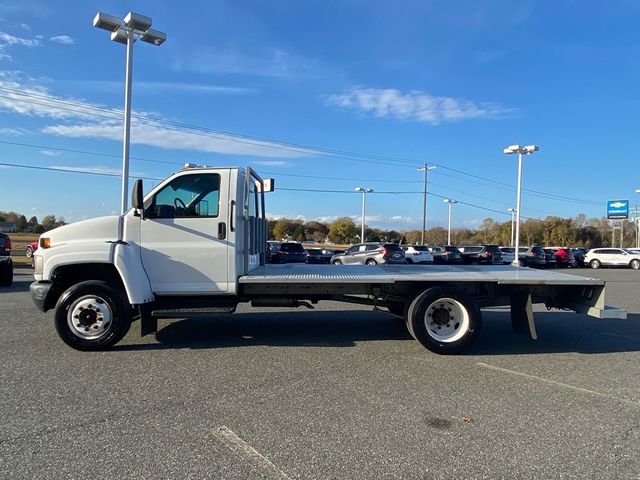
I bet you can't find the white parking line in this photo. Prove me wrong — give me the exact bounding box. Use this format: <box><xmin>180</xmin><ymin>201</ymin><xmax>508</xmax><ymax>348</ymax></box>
<box><xmin>476</xmin><ymin>362</ymin><xmax>640</xmax><ymax>409</ymax></box>
<box><xmin>213</xmin><ymin>426</ymin><xmax>291</xmax><ymax>480</ymax></box>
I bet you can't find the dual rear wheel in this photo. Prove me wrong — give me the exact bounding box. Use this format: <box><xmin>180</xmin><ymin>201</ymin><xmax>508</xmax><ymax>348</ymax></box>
<box><xmin>392</xmin><ymin>286</ymin><xmax>482</xmax><ymax>354</ymax></box>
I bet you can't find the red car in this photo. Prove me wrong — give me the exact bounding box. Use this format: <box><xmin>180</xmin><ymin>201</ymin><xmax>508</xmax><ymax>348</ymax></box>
<box><xmin>553</xmin><ymin>247</ymin><xmax>577</xmax><ymax>268</ymax></box>
<box><xmin>25</xmin><ymin>241</ymin><xmax>38</xmax><ymax>258</ymax></box>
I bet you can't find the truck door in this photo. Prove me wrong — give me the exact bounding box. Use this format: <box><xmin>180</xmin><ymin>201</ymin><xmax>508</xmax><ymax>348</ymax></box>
<box><xmin>140</xmin><ymin>170</ymin><xmax>230</xmax><ymax>294</ymax></box>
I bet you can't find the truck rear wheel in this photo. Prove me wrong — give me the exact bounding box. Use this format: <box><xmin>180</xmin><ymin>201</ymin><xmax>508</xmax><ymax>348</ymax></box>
<box><xmin>54</xmin><ymin>280</ymin><xmax>131</xmax><ymax>351</ymax></box>
<box><xmin>406</xmin><ymin>286</ymin><xmax>481</xmax><ymax>354</ymax></box>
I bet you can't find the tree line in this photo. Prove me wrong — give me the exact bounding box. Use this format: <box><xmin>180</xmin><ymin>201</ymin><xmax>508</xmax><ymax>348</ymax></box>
<box><xmin>269</xmin><ymin>214</ymin><xmax>639</xmax><ymax>248</ymax></box>
<box><xmin>2</xmin><ymin>208</ymin><xmax>636</xmax><ymax>248</ymax></box>
<box><xmin>0</xmin><ymin>211</ymin><xmax>66</xmax><ymax>234</ymax></box>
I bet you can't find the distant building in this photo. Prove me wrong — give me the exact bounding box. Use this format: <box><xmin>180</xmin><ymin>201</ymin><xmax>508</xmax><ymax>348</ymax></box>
<box><xmin>0</xmin><ymin>222</ymin><xmax>16</xmax><ymax>233</ymax></box>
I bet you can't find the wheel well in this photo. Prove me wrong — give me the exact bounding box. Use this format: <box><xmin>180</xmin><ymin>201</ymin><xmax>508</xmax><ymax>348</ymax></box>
<box><xmin>45</xmin><ymin>263</ymin><xmax>125</xmax><ymax>311</ymax></box>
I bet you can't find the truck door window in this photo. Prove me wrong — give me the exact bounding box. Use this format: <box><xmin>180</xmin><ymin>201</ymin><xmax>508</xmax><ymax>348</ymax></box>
<box><xmin>147</xmin><ymin>173</ymin><xmax>221</xmax><ymax>219</ymax></box>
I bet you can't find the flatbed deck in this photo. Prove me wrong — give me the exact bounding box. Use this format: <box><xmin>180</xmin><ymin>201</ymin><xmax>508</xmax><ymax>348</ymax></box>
<box><xmin>240</xmin><ymin>264</ymin><xmax>605</xmax><ymax>286</ymax></box>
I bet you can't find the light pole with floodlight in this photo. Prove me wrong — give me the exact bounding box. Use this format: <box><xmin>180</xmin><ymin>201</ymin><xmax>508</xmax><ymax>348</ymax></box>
<box><xmin>503</xmin><ymin>144</ymin><xmax>539</xmax><ymax>266</ymax></box>
<box><xmin>636</xmin><ymin>189</ymin><xmax>640</xmax><ymax>248</ymax></box>
<box><xmin>507</xmin><ymin>208</ymin><xmax>517</xmax><ymax>246</ymax></box>
<box><xmin>443</xmin><ymin>198</ymin><xmax>457</xmax><ymax>245</ymax></box>
<box><xmin>417</xmin><ymin>163</ymin><xmax>436</xmax><ymax>245</ymax></box>
<box><xmin>93</xmin><ymin>11</ymin><xmax>166</xmax><ymax>215</ymax></box>
<box><xmin>355</xmin><ymin>187</ymin><xmax>373</xmax><ymax>242</ymax></box>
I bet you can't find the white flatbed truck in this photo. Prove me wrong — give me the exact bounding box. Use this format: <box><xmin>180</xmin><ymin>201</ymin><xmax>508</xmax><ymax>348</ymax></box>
<box><xmin>30</xmin><ymin>164</ymin><xmax>626</xmax><ymax>353</ymax></box>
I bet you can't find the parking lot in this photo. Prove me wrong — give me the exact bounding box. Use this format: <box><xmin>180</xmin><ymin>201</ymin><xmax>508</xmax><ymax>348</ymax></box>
<box><xmin>1</xmin><ymin>266</ymin><xmax>639</xmax><ymax>479</ymax></box>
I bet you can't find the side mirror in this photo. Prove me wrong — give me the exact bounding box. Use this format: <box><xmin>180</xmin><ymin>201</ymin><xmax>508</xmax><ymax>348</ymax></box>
<box><xmin>132</xmin><ymin>179</ymin><xmax>144</xmax><ymax>215</ymax></box>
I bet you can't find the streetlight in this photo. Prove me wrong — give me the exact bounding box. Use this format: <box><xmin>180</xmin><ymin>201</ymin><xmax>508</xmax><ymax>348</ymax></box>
<box><xmin>503</xmin><ymin>144</ymin><xmax>539</xmax><ymax>266</ymax></box>
<box><xmin>507</xmin><ymin>208</ymin><xmax>517</xmax><ymax>247</ymax></box>
<box><xmin>635</xmin><ymin>189</ymin><xmax>640</xmax><ymax>248</ymax></box>
<box><xmin>417</xmin><ymin>163</ymin><xmax>436</xmax><ymax>245</ymax></box>
<box><xmin>443</xmin><ymin>198</ymin><xmax>458</xmax><ymax>245</ymax></box>
<box><xmin>93</xmin><ymin>12</ymin><xmax>166</xmax><ymax>214</ymax></box>
<box><xmin>355</xmin><ymin>187</ymin><xmax>373</xmax><ymax>242</ymax></box>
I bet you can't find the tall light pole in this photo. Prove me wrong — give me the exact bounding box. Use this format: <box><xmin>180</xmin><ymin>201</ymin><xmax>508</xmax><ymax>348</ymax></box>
<box><xmin>443</xmin><ymin>199</ymin><xmax>458</xmax><ymax>245</ymax></box>
<box><xmin>417</xmin><ymin>163</ymin><xmax>436</xmax><ymax>245</ymax></box>
<box><xmin>93</xmin><ymin>12</ymin><xmax>166</xmax><ymax>214</ymax></box>
<box><xmin>507</xmin><ymin>208</ymin><xmax>517</xmax><ymax>246</ymax></box>
<box><xmin>355</xmin><ymin>187</ymin><xmax>373</xmax><ymax>242</ymax></box>
<box><xmin>503</xmin><ymin>144</ymin><xmax>539</xmax><ymax>266</ymax></box>
<box><xmin>635</xmin><ymin>189</ymin><xmax>640</xmax><ymax>248</ymax></box>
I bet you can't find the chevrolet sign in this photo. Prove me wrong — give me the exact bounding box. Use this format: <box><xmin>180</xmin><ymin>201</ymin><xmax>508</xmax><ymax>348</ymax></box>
<box><xmin>607</xmin><ymin>200</ymin><xmax>629</xmax><ymax>219</ymax></box>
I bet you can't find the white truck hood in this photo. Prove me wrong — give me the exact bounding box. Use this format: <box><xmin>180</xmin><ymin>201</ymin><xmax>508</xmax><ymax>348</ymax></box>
<box><xmin>43</xmin><ymin>215</ymin><xmax>120</xmax><ymax>246</ymax></box>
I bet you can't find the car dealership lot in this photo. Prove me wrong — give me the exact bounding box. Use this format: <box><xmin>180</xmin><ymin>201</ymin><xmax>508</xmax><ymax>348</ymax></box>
<box><xmin>1</xmin><ymin>267</ymin><xmax>639</xmax><ymax>479</ymax></box>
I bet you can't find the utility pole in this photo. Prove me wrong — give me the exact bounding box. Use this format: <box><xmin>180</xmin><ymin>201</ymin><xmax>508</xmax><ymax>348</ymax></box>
<box><xmin>417</xmin><ymin>163</ymin><xmax>436</xmax><ymax>245</ymax></box>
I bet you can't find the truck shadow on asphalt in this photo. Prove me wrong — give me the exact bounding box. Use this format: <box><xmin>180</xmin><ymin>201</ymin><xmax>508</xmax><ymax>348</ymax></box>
<box><xmin>469</xmin><ymin>311</ymin><xmax>640</xmax><ymax>356</ymax></box>
<box><xmin>115</xmin><ymin>310</ymin><xmax>640</xmax><ymax>355</ymax></box>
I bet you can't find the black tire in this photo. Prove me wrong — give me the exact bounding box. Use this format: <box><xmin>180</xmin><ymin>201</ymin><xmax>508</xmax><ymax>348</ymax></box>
<box><xmin>590</xmin><ymin>259</ymin><xmax>601</xmax><ymax>269</ymax></box>
<box><xmin>405</xmin><ymin>258</ymin><xmax>413</xmax><ymax>264</ymax></box>
<box><xmin>332</xmin><ymin>259</ymin><xmax>342</xmax><ymax>265</ymax></box>
<box><xmin>54</xmin><ymin>280</ymin><xmax>132</xmax><ymax>351</ymax></box>
<box><xmin>630</xmin><ymin>259</ymin><xmax>640</xmax><ymax>270</ymax></box>
<box><xmin>25</xmin><ymin>246</ymin><xmax>34</xmax><ymax>258</ymax></box>
<box><xmin>406</xmin><ymin>286</ymin><xmax>481</xmax><ymax>354</ymax></box>
<box><xmin>0</xmin><ymin>260</ymin><xmax>13</xmax><ymax>287</ymax></box>
<box><xmin>366</xmin><ymin>259</ymin><xmax>377</xmax><ymax>265</ymax></box>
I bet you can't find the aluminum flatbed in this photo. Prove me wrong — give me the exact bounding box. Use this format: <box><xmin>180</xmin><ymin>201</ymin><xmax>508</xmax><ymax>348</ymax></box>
<box><xmin>240</xmin><ymin>263</ymin><xmax>607</xmax><ymax>286</ymax></box>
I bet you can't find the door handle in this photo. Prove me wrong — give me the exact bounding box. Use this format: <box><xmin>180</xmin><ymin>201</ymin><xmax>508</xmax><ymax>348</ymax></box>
<box><xmin>218</xmin><ymin>222</ymin><xmax>226</xmax><ymax>240</ymax></box>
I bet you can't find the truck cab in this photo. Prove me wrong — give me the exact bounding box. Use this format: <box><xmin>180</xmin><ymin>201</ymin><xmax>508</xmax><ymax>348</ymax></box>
<box><xmin>30</xmin><ymin>165</ymin><xmax>270</xmax><ymax>350</ymax></box>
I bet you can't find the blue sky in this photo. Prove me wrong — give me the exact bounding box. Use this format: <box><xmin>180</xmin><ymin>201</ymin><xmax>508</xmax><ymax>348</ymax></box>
<box><xmin>0</xmin><ymin>0</ymin><xmax>639</xmax><ymax>230</ymax></box>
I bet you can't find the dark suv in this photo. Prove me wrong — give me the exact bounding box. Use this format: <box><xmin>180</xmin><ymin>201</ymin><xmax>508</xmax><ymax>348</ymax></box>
<box><xmin>330</xmin><ymin>243</ymin><xmax>405</xmax><ymax>265</ymax></box>
<box><xmin>267</xmin><ymin>241</ymin><xmax>306</xmax><ymax>264</ymax></box>
<box><xmin>0</xmin><ymin>233</ymin><xmax>13</xmax><ymax>287</ymax></box>
<box><xmin>517</xmin><ymin>246</ymin><xmax>546</xmax><ymax>268</ymax></box>
<box><xmin>428</xmin><ymin>245</ymin><xmax>464</xmax><ymax>264</ymax></box>
<box><xmin>457</xmin><ymin>245</ymin><xmax>503</xmax><ymax>265</ymax></box>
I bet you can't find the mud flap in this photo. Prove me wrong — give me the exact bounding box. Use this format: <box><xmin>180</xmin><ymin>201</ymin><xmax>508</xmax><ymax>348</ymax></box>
<box><xmin>510</xmin><ymin>289</ymin><xmax>537</xmax><ymax>340</ymax></box>
<box><xmin>139</xmin><ymin>304</ymin><xmax>157</xmax><ymax>337</ymax></box>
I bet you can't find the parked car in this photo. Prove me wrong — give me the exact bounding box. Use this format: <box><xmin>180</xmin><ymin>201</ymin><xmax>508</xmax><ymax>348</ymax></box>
<box><xmin>570</xmin><ymin>248</ymin><xmax>587</xmax><ymax>267</ymax></box>
<box><xmin>543</xmin><ymin>248</ymin><xmax>558</xmax><ymax>268</ymax></box>
<box><xmin>305</xmin><ymin>248</ymin><xmax>334</xmax><ymax>264</ymax></box>
<box><xmin>428</xmin><ymin>245</ymin><xmax>464</xmax><ymax>264</ymax></box>
<box><xmin>25</xmin><ymin>241</ymin><xmax>38</xmax><ymax>258</ymax></box>
<box><xmin>584</xmin><ymin>248</ymin><xmax>640</xmax><ymax>270</ymax></box>
<box><xmin>516</xmin><ymin>246</ymin><xmax>547</xmax><ymax>268</ymax></box>
<box><xmin>330</xmin><ymin>243</ymin><xmax>405</xmax><ymax>265</ymax></box>
<box><xmin>551</xmin><ymin>247</ymin><xmax>576</xmax><ymax>268</ymax></box>
<box><xmin>0</xmin><ymin>232</ymin><xmax>13</xmax><ymax>287</ymax></box>
<box><xmin>267</xmin><ymin>241</ymin><xmax>306</xmax><ymax>264</ymax></box>
<box><xmin>457</xmin><ymin>245</ymin><xmax>503</xmax><ymax>265</ymax></box>
<box><xmin>400</xmin><ymin>245</ymin><xmax>434</xmax><ymax>264</ymax></box>
<box><xmin>499</xmin><ymin>247</ymin><xmax>516</xmax><ymax>264</ymax></box>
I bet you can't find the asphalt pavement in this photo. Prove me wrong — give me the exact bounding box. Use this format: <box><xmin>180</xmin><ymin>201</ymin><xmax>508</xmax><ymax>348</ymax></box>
<box><xmin>1</xmin><ymin>266</ymin><xmax>639</xmax><ymax>479</ymax></box>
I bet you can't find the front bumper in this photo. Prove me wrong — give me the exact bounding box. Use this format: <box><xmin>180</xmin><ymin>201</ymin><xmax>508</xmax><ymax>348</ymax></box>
<box><xmin>30</xmin><ymin>281</ymin><xmax>53</xmax><ymax>312</ymax></box>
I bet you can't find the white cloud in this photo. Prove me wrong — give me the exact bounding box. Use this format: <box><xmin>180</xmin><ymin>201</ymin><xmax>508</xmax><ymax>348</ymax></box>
<box><xmin>43</xmin><ymin>121</ymin><xmax>310</xmax><ymax>158</ymax></box>
<box><xmin>253</xmin><ymin>160</ymin><xmax>292</xmax><ymax>167</ymax></box>
<box><xmin>20</xmin><ymin>24</ymin><xmax>31</xmax><ymax>31</ymax></box>
<box><xmin>39</xmin><ymin>149</ymin><xmax>61</xmax><ymax>156</ymax></box>
<box><xmin>49</xmin><ymin>35</ymin><xmax>74</xmax><ymax>45</ymax></box>
<box><xmin>0</xmin><ymin>126</ymin><xmax>27</xmax><ymax>135</ymax></box>
<box><xmin>0</xmin><ymin>72</ymin><xmax>314</xmax><ymax>159</ymax></box>
<box><xmin>0</xmin><ymin>31</ymin><xmax>40</xmax><ymax>47</ymax></box>
<box><xmin>327</xmin><ymin>87</ymin><xmax>515</xmax><ymax>125</ymax></box>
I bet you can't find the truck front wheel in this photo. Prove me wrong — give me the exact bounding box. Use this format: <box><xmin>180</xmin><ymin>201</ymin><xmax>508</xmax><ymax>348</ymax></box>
<box><xmin>406</xmin><ymin>286</ymin><xmax>481</xmax><ymax>354</ymax></box>
<box><xmin>54</xmin><ymin>281</ymin><xmax>132</xmax><ymax>351</ymax></box>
